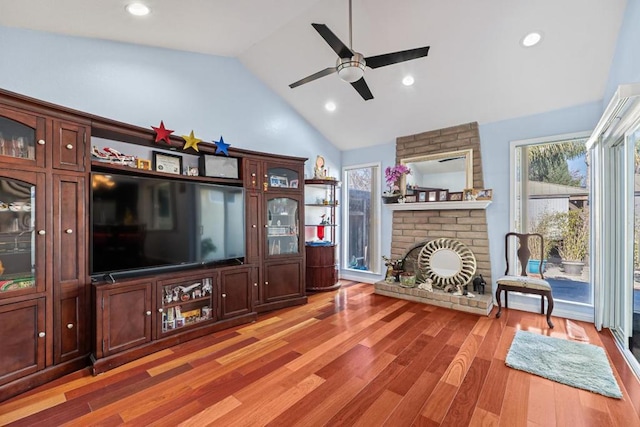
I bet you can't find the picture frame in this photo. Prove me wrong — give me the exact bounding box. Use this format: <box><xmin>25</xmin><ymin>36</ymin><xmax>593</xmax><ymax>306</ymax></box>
<box><xmin>270</xmin><ymin>175</ymin><xmax>288</xmax><ymax>188</ymax></box>
<box><xmin>438</xmin><ymin>190</ymin><xmax>448</xmax><ymax>201</ymax></box>
<box><xmin>448</xmin><ymin>192</ymin><xmax>463</xmax><ymax>201</ymax></box>
<box><xmin>153</xmin><ymin>151</ymin><xmax>183</xmax><ymax>175</ymax></box>
<box><xmin>418</xmin><ymin>191</ymin><xmax>427</xmax><ymax>202</ymax></box>
<box><xmin>187</xmin><ymin>166</ymin><xmax>199</xmax><ymax>176</ymax></box>
<box><xmin>476</xmin><ymin>188</ymin><xmax>493</xmax><ymax>200</ymax></box>
<box><xmin>404</xmin><ymin>195</ymin><xmax>417</xmax><ymax>203</ymax></box>
<box><xmin>428</xmin><ymin>190</ymin><xmax>438</xmax><ymax>202</ymax></box>
<box><xmin>136</xmin><ymin>158</ymin><xmax>152</xmax><ymax>170</ymax></box>
<box><xmin>463</xmin><ymin>188</ymin><xmax>477</xmax><ymax>201</ymax></box>
<box><xmin>289</xmin><ymin>179</ymin><xmax>299</xmax><ymax>188</ymax></box>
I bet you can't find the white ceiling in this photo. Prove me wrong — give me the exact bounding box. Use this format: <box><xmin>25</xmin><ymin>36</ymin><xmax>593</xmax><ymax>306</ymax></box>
<box><xmin>0</xmin><ymin>0</ymin><xmax>627</xmax><ymax>150</ymax></box>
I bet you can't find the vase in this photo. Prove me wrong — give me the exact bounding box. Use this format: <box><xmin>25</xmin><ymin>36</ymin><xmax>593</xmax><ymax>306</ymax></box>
<box><xmin>527</xmin><ymin>259</ymin><xmax>547</xmax><ymax>274</ymax></box>
<box><xmin>382</xmin><ymin>194</ymin><xmax>401</xmax><ymax>204</ymax></box>
<box><xmin>316</xmin><ymin>225</ymin><xmax>325</xmax><ymax>240</ymax></box>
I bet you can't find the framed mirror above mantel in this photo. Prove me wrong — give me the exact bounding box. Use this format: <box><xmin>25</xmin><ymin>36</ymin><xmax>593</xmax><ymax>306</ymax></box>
<box><xmin>400</xmin><ymin>148</ymin><xmax>474</xmax><ymax>194</ymax></box>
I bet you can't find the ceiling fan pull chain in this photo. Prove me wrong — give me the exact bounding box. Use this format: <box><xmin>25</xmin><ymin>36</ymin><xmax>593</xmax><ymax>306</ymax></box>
<box><xmin>348</xmin><ymin>0</ymin><xmax>353</xmax><ymax>49</ymax></box>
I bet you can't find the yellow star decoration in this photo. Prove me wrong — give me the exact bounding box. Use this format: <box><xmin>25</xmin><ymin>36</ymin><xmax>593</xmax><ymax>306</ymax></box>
<box><xmin>182</xmin><ymin>130</ymin><xmax>202</xmax><ymax>152</ymax></box>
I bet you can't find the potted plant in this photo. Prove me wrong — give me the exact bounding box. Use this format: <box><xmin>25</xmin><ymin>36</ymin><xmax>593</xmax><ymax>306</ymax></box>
<box><xmin>556</xmin><ymin>208</ymin><xmax>589</xmax><ymax>275</ymax></box>
<box><xmin>383</xmin><ymin>164</ymin><xmax>411</xmax><ymax>203</ymax></box>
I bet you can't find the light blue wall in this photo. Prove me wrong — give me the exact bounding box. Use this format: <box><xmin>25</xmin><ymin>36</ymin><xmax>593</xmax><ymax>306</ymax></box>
<box><xmin>0</xmin><ymin>25</ymin><xmax>340</xmax><ymax>178</ymax></box>
<box><xmin>603</xmin><ymin>0</ymin><xmax>640</xmax><ymax>105</ymax></box>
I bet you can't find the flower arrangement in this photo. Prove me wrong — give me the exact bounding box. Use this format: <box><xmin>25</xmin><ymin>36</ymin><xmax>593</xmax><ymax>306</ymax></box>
<box><xmin>384</xmin><ymin>164</ymin><xmax>411</xmax><ymax>195</ymax></box>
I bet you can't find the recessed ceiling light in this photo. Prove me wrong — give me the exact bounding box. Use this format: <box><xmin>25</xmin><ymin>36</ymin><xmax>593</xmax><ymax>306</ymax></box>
<box><xmin>521</xmin><ymin>32</ymin><xmax>542</xmax><ymax>47</ymax></box>
<box><xmin>325</xmin><ymin>101</ymin><xmax>336</xmax><ymax>112</ymax></box>
<box><xmin>126</xmin><ymin>3</ymin><xmax>150</xmax><ymax>16</ymax></box>
<box><xmin>402</xmin><ymin>75</ymin><xmax>415</xmax><ymax>86</ymax></box>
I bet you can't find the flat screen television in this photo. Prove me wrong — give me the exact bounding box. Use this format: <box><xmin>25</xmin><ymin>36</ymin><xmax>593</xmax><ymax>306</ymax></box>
<box><xmin>90</xmin><ymin>172</ymin><xmax>245</xmax><ymax>279</ymax></box>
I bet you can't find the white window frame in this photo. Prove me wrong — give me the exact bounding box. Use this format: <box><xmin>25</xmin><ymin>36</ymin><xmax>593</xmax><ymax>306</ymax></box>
<box><xmin>341</xmin><ymin>162</ymin><xmax>382</xmax><ymax>278</ymax></box>
<box><xmin>509</xmin><ymin>131</ymin><xmax>594</xmax><ymax>322</ymax></box>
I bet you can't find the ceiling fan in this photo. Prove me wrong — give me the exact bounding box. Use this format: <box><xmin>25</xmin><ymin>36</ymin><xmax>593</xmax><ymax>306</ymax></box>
<box><xmin>289</xmin><ymin>0</ymin><xmax>430</xmax><ymax>101</ymax></box>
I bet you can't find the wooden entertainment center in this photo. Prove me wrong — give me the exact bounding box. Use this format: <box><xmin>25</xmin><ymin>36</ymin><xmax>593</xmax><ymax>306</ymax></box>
<box><xmin>0</xmin><ymin>88</ymin><xmax>307</xmax><ymax>401</ymax></box>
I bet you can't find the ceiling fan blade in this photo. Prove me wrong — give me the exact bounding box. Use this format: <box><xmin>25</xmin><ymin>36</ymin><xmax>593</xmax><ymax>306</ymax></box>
<box><xmin>311</xmin><ymin>23</ymin><xmax>353</xmax><ymax>58</ymax></box>
<box><xmin>289</xmin><ymin>67</ymin><xmax>337</xmax><ymax>89</ymax></box>
<box><xmin>351</xmin><ymin>77</ymin><xmax>373</xmax><ymax>101</ymax></box>
<box><xmin>365</xmin><ymin>46</ymin><xmax>430</xmax><ymax>69</ymax></box>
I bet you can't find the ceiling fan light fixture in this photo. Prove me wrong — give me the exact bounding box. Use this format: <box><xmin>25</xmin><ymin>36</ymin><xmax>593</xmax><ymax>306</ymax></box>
<box><xmin>336</xmin><ymin>54</ymin><xmax>366</xmax><ymax>83</ymax></box>
<box><xmin>126</xmin><ymin>3</ymin><xmax>150</xmax><ymax>16</ymax></box>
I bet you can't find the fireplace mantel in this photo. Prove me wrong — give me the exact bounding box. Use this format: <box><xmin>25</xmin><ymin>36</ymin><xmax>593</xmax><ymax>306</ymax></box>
<box><xmin>384</xmin><ymin>200</ymin><xmax>492</xmax><ymax>211</ymax></box>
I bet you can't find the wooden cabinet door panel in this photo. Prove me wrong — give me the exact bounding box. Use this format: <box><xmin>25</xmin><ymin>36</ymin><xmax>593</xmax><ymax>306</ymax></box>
<box><xmin>100</xmin><ymin>283</ymin><xmax>152</xmax><ymax>356</ymax></box>
<box><xmin>220</xmin><ymin>267</ymin><xmax>252</xmax><ymax>319</ymax></box>
<box><xmin>53</xmin><ymin>174</ymin><xmax>86</xmax><ymax>288</ymax></box>
<box><xmin>0</xmin><ymin>106</ymin><xmax>46</xmax><ymax>168</ymax></box>
<box><xmin>264</xmin><ymin>260</ymin><xmax>303</xmax><ymax>302</ymax></box>
<box><xmin>52</xmin><ymin>120</ymin><xmax>87</xmax><ymax>171</ymax></box>
<box><xmin>0</xmin><ymin>298</ymin><xmax>45</xmax><ymax>386</ymax></box>
<box><xmin>56</xmin><ymin>291</ymin><xmax>87</xmax><ymax>364</ymax></box>
<box><xmin>245</xmin><ymin>192</ymin><xmax>261</xmax><ymax>265</ymax></box>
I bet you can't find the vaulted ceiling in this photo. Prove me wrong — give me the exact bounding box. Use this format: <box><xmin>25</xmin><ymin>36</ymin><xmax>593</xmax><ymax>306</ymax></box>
<box><xmin>0</xmin><ymin>0</ymin><xmax>627</xmax><ymax>150</ymax></box>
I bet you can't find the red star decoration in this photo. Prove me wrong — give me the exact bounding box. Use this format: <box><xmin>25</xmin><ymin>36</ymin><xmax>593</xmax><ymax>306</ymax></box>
<box><xmin>151</xmin><ymin>121</ymin><xmax>174</xmax><ymax>144</ymax></box>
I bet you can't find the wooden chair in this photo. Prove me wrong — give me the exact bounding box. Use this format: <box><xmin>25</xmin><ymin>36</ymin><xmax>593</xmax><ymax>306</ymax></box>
<box><xmin>495</xmin><ymin>232</ymin><xmax>554</xmax><ymax>328</ymax></box>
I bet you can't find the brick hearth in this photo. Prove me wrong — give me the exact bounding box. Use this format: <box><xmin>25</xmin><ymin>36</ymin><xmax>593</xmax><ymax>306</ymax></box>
<box><xmin>374</xmin><ymin>281</ymin><xmax>494</xmax><ymax>316</ymax></box>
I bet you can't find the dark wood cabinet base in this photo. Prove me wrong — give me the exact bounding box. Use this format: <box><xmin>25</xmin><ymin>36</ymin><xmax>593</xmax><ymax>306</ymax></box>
<box><xmin>0</xmin><ymin>356</ymin><xmax>90</xmax><ymax>403</ymax></box>
<box><xmin>91</xmin><ymin>313</ymin><xmax>256</xmax><ymax>375</ymax></box>
<box><xmin>305</xmin><ymin>245</ymin><xmax>339</xmax><ymax>292</ymax></box>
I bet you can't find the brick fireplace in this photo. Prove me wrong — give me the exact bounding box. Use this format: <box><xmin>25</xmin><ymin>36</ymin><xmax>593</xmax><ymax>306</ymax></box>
<box><xmin>390</xmin><ymin>122</ymin><xmax>493</xmax><ymax>292</ymax></box>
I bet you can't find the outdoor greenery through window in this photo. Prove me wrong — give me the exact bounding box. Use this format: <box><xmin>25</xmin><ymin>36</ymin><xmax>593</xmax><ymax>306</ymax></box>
<box><xmin>514</xmin><ymin>136</ymin><xmax>591</xmax><ymax>304</ymax></box>
<box><xmin>343</xmin><ymin>164</ymin><xmax>380</xmax><ymax>274</ymax></box>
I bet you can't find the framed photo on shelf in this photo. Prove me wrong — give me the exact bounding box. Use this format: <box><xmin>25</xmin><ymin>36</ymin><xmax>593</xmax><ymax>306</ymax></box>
<box><xmin>463</xmin><ymin>188</ymin><xmax>477</xmax><ymax>201</ymax></box>
<box><xmin>153</xmin><ymin>151</ymin><xmax>183</xmax><ymax>175</ymax></box>
<box><xmin>289</xmin><ymin>179</ymin><xmax>299</xmax><ymax>188</ymax></box>
<box><xmin>448</xmin><ymin>192</ymin><xmax>463</xmax><ymax>201</ymax></box>
<box><xmin>428</xmin><ymin>190</ymin><xmax>438</xmax><ymax>202</ymax></box>
<box><xmin>438</xmin><ymin>190</ymin><xmax>448</xmax><ymax>201</ymax></box>
<box><xmin>270</xmin><ymin>175</ymin><xmax>288</xmax><ymax>187</ymax></box>
<box><xmin>404</xmin><ymin>195</ymin><xmax>417</xmax><ymax>203</ymax></box>
<box><xmin>136</xmin><ymin>158</ymin><xmax>152</xmax><ymax>170</ymax></box>
<box><xmin>418</xmin><ymin>191</ymin><xmax>427</xmax><ymax>202</ymax></box>
<box><xmin>476</xmin><ymin>188</ymin><xmax>493</xmax><ymax>200</ymax></box>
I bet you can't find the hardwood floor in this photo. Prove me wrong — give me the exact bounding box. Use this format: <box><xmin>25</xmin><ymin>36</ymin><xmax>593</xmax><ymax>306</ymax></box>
<box><xmin>1</xmin><ymin>281</ymin><xmax>640</xmax><ymax>426</ymax></box>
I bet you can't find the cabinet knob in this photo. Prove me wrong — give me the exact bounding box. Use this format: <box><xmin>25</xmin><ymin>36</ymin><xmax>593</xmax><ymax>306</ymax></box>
<box><xmin>222</xmin><ymin>293</ymin><xmax>227</xmax><ymax>298</ymax></box>
<box><xmin>146</xmin><ymin>311</ymin><xmax>151</xmax><ymax>316</ymax></box>
<box><xmin>264</xmin><ymin>174</ymin><xmax>268</xmax><ymax>178</ymax></box>
<box><xmin>67</xmin><ymin>323</ymin><xmax>74</xmax><ymax>329</ymax></box>
<box><xmin>254</xmin><ymin>283</ymin><xmax>258</xmax><ymax>287</ymax></box>
<box><xmin>158</xmin><ymin>308</ymin><xmax>164</xmax><ymax>313</ymax></box>
<box><xmin>37</xmin><ymin>139</ymin><xmax>46</xmax><ymax>145</ymax></box>
<box><xmin>65</xmin><ymin>228</ymin><xmax>73</xmax><ymax>234</ymax></box>
<box><xmin>265</xmin><ymin>281</ymin><xmax>269</xmax><ymax>285</ymax></box>
<box><xmin>38</xmin><ymin>332</ymin><xmax>45</xmax><ymax>338</ymax></box>
<box><xmin>38</xmin><ymin>230</ymin><xmax>46</xmax><ymax>235</ymax></box>
<box><xmin>264</xmin><ymin>224</ymin><xmax>269</xmax><ymax>228</ymax></box>
<box><xmin>251</xmin><ymin>173</ymin><xmax>256</xmax><ymax>177</ymax></box>
<box><xmin>252</xmin><ymin>224</ymin><xmax>257</xmax><ymax>228</ymax></box>
<box><xmin>65</xmin><ymin>144</ymin><xmax>73</xmax><ymax>150</ymax></box>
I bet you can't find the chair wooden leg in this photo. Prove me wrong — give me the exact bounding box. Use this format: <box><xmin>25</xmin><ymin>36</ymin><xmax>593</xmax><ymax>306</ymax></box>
<box><xmin>540</xmin><ymin>295</ymin><xmax>544</xmax><ymax>314</ymax></box>
<box><xmin>545</xmin><ymin>291</ymin><xmax>554</xmax><ymax>328</ymax></box>
<box><xmin>495</xmin><ymin>286</ymin><xmax>503</xmax><ymax>318</ymax></box>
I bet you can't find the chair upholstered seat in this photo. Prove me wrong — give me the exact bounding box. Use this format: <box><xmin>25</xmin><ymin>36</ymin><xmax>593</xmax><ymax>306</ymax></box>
<box><xmin>496</xmin><ymin>275</ymin><xmax>551</xmax><ymax>291</ymax></box>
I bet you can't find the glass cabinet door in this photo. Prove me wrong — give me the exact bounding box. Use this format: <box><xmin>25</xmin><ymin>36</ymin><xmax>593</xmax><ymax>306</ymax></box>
<box><xmin>0</xmin><ymin>175</ymin><xmax>39</xmax><ymax>296</ymax></box>
<box><xmin>266</xmin><ymin>166</ymin><xmax>300</xmax><ymax>190</ymax></box>
<box><xmin>0</xmin><ymin>109</ymin><xmax>45</xmax><ymax>167</ymax></box>
<box><xmin>266</xmin><ymin>197</ymin><xmax>300</xmax><ymax>256</ymax></box>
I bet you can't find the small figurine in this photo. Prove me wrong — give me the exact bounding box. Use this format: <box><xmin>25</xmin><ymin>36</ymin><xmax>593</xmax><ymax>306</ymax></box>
<box><xmin>472</xmin><ymin>275</ymin><xmax>486</xmax><ymax>295</ymax></box>
<box><xmin>418</xmin><ymin>278</ymin><xmax>433</xmax><ymax>292</ymax></box>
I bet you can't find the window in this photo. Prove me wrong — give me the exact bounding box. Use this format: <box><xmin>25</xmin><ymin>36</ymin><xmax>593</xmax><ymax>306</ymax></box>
<box><xmin>342</xmin><ymin>164</ymin><xmax>380</xmax><ymax>274</ymax></box>
<box><xmin>511</xmin><ymin>133</ymin><xmax>591</xmax><ymax>308</ymax></box>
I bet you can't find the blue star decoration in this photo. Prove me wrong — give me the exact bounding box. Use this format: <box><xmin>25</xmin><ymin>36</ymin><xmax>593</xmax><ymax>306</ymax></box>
<box><xmin>214</xmin><ymin>136</ymin><xmax>230</xmax><ymax>156</ymax></box>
